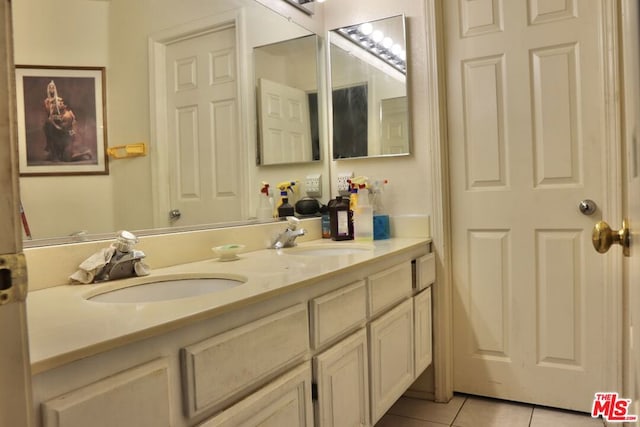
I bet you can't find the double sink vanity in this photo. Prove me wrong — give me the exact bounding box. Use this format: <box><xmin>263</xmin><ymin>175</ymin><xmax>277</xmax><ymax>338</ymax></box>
<box><xmin>25</xmin><ymin>219</ymin><xmax>434</xmax><ymax>427</ymax></box>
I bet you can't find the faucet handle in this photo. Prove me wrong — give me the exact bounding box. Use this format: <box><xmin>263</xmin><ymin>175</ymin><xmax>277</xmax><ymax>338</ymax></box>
<box><xmin>286</xmin><ymin>216</ymin><xmax>301</xmax><ymax>230</ymax></box>
<box><xmin>115</xmin><ymin>230</ymin><xmax>138</xmax><ymax>252</ymax></box>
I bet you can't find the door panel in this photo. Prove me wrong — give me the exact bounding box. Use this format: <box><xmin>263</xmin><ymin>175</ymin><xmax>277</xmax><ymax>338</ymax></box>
<box><xmin>166</xmin><ymin>26</ymin><xmax>242</xmax><ymax>225</ymax></box>
<box><xmin>258</xmin><ymin>77</ymin><xmax>312</xmax><ymax>164</ymax></box>
<box><xmin>446</xmin><ymin>0</ymin><xmax>611</xmax><ymax>411</ymax></box>
<box><xmin>380</xmin><ymin>97</ymin><xmax>409</xmax><ymax>155</ymax></box>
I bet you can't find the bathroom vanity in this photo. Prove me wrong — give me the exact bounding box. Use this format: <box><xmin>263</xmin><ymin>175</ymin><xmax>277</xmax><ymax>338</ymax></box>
<box><xmin>26</xmin><ymin>236</ymin><xmax>434</xmax><ymax>427</ymax></box>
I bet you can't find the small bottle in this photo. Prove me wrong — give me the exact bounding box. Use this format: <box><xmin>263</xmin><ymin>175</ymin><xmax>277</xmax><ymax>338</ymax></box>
<box><xmin>329</xmin><ymin>196</ymin><xmax>353</xmax><ymax>240</ymax></box>
<box><xmin>319</xmin><ymin>205</ymin><xmax>331</xmax><ymax>238</ymax></box>
<box><xmin>354</xmin><ymin>186</ymin><xmax>373</xmax><ymax>241</ymax></box>
<box><xmin>277</xmin><ymin>197</ymin><xmax>295</xmax><ymax>218</ymax></box>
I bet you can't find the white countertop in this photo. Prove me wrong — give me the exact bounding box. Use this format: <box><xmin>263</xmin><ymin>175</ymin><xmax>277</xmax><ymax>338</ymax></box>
<box><xmin>27</xmin><ymin>237</ymin><xmax>430</xmax><ymax>375</ymax></box>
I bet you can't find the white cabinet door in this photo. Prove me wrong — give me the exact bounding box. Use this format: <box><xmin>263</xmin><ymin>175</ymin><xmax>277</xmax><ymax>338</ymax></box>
<box><xmin>369</xmin><ymin>298</ymin><xmax>414</xmax><ymax>424</ymax></box>
<box><xmin>413</xmin><ymin>287</ymin><xmax>433</xmax><ymax>377</ymax></box>
<box><xmin>42</xmin><ymin>359</ymin><xmax>171</xmax><ymax>427</ymax></box>
<box><xmin>199</xmin><ymin>363</ymin><xmax>313</xmax><ymax>427</ymax></box>
<box><xmin>314</xmin><ymin>329</ymin><xmax>370</xmax><ymax>427</ymax></box>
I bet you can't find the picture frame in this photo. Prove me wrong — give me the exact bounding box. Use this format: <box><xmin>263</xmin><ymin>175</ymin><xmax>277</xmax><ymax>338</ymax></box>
<box><xmin>15</xmin><ymin>65</ymin><xmax>108</xmax><ymax>176</ymax></box>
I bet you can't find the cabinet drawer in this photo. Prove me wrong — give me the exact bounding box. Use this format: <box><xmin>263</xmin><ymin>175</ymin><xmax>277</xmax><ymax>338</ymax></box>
<box><xmin>181</xmin><ymin>304</ymin><xmax>309</xmax><ymax>418</ymax></box>
<box><xmin>415</xmin><ymin>253</ymin><xmax>435</xmax><ymax>291</ymax></box>
<box><xmin>199</xmin><ymin>363</ymin><xmax>313</xmax><ymax>427</ymax></box>
<box><xmin>42</xmin><ymin>358</ymin><xmax>171</xmax><ymax>427</ymax></box>
<box><xmin>310</xmin><ymin>280</ymin><xmax>367</xmax><ymax>349</ymax></box>
<box><xmin>368</xmin><ymin>262</ymin><xmax>412</xmax><ymax>317</ymax></box>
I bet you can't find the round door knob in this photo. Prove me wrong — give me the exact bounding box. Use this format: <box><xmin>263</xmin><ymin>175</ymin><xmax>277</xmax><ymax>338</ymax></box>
<box><xmin>579</xmin><ymin>199</ymin><xmax>597</xmax><ymax>215</ymax></box>
<box><xmin>592</xmin><ymin>219</ymin><xmax>630</xmax><ymax>256</ymax></box>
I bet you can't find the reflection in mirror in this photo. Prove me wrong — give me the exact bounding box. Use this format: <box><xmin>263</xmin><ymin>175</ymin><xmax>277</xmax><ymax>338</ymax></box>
<box><xmin>254</xmin><ymin>35</ymin><xmax>321</xmax><ymax>165</ymax></box>
<box><xmin>282</xmin><ymin>0</ymin><xmax>320</xmax><ymax>16</ymax></box>
<box><xmin>329</xmin><ymin>15</ymin><xmax>410</xmax><ymax>160</ymax></box>
<box><xmin>12</xmin><ymin>0</ymin><xmax>325</xmax><ymax>245</ymax></box>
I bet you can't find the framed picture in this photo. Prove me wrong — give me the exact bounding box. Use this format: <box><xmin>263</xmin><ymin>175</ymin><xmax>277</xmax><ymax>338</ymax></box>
<box><xmin>15</xmin><ymin>66</ymin><xmax>108</xmax><ymax>176</ymax></box>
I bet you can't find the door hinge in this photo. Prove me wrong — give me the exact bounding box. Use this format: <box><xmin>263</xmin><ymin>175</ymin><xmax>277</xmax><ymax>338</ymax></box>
<box><xmin>311</xmin><ymin>382</ymin><xmax>318</xmax><ymax>401</ymax></box>
<box><xmin>0</xmin><ymin>253</ymin><xmax>28</xmax><ymax>305</ymax></box>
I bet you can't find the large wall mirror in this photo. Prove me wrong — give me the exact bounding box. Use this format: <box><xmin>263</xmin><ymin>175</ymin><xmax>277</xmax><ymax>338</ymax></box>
<box><xmin>12</xmin><ymin>0</ymin><xmax>326</xmax><ymax>245</ymax></box>
<box><xmin>329</xmin><ymin>15</ymin><xmax>410</xmax><ymax>160</ymax></box>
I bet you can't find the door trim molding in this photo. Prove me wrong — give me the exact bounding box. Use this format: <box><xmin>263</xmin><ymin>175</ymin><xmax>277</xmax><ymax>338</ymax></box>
<box><xmin>148</xmin><ymin>10</ymin><xmax>248</xmax><ymax>228</ymax></box>
<box><xmin>427</xmin><ymin>0</ymin><xmax>454</xmax><ymax>402</ymax></box>
<box><xmin>0</xmin><ymin>1</ymin><xmax>34</xmax><ymax>425</ymax></box>
<box><xmin>600</xmin><ymin>0</ymin><xmax>624</xmax><ymax>395</ymax></box>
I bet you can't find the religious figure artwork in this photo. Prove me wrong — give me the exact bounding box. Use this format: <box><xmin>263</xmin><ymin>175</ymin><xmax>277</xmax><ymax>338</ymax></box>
<box><xmin>15</xmin><ymin>66</ymin><xmax>108</xmax><ymax>176</ymax></box>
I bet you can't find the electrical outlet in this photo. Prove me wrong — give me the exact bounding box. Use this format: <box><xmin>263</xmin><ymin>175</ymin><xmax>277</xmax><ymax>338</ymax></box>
<box><xmin>337</xmin><ymin>172</ymin><xmax>353</xmax><ymax>196</ymax></box>
<box><xmin>305</xmin><ymin>174</ymin><xmax>322</xmax><ymax>198</ymax></box>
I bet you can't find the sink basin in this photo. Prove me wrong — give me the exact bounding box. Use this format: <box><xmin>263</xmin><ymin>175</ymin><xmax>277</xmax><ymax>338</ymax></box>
<box><xmin>88</xmin><ymin>277</ymin><xmax>245</xmax><ymax>303</ymax></box>
<box><xmin>282</xmin><ymin>244</ymin><xmax>373</xmax><ymax>257</ymax></box>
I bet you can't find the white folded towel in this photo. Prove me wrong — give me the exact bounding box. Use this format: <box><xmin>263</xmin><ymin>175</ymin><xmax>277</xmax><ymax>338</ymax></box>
<box><xmin>69</xmin><ymin>245</ymin><xmax>116</xmax><ymax>284</ymax></box>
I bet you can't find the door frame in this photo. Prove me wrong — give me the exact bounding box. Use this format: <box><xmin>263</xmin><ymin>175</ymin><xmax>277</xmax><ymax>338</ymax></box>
<box><xmin>620</xmin><ymin>0</ymin><xmax>640</xmax><ymax>413</ymax></box>
<box><xmin>430</xmin><ymin>0</ymin><xmax>624</xmax><ymax>402</ymax></box>
<box><xmin>148</xmin><ymin>9</ymin><xmax>249</xmax><ymax>228</ymax></box>
<box><xmin>0</xmin><ymin>0</ymin><xmax>34</xmax><ymax>425</ymax></box>
<box><xmin>426</xmin><ymin>0</ymin><xmax>455</xmax><ymax>402</ymax></box>
<box><xmin>600</xmin><ymin>0</ymin><xmax>625</xmax><ymax>397</ymax></box>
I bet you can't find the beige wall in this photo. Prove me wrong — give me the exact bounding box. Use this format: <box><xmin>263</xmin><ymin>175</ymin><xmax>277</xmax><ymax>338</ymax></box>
<box><xmin>13</xmin><ymin>0</ymin><xmax>114</xmax><ymax>239</ymax></box>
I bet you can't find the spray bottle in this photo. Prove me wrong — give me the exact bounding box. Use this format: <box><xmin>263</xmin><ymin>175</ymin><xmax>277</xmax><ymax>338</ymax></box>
<box><xmin>349</xmin><ymin>176</ymin><xmax>373</xmax><ymax>241</ymax></box>
<box><xmin>370</xmin><ymin>178</ymin><xmax>389</xmax><ymax>240</ymax></box>
<box><xmin>256</xmin><ymin>182</ymin><xmax>274</xmax><ymax>220</ymax></box>
<box><xmin>275</xmin><ymin>180</ymin><xmax>297</xmax><ymax>218</ymax></box>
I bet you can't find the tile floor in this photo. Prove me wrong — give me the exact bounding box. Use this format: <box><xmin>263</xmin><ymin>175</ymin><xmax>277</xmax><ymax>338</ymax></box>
<box><xmin>376</xmin><ymin>394</ymin><xmax>605</xmax><ymax>427</ymax></box>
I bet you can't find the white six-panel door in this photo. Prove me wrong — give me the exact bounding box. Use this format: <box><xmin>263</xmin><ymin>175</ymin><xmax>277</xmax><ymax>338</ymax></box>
<box><xmin>165</xmin><ymin>25</ymin><xmax>242</xmax><ymax>226</ymax></box>
<box><xmin>258</xmin><ymin>77</ymin><xmax>313</xmax><ymax>164</ymax></box>
<box><xmin>446</xmin><ymin>0</ymin><xmax>614</xmax><ymax>411</ymax></box>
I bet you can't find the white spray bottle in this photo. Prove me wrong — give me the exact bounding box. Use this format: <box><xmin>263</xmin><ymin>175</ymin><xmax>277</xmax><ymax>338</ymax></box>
<box><xmin>256</xmin><ymin>182</ymin><xmax>274</xmax><ymax>220</ymax></box>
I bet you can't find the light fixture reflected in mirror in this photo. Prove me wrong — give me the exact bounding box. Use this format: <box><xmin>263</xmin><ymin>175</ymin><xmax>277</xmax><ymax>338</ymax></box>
<box><xmin>283</xmin><ymin>0</ymin><xmax>325</xmax><ymax>16</ymax></box>
<box><xmin>335</xmin><ymin>21</ymin><xmax>406</xmax><ymax>74</ymax></box>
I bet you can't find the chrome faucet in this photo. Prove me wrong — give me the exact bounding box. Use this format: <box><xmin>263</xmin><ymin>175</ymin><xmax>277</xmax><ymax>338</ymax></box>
<box><xmin>271</xmin><ymin>217</ymin><xmax>306</xmax><ymax>249</ymax></box>
<box><xmin>94</xmin><ymin>231</ymin><xmax>148</xmax><ymax>282</ymax></box>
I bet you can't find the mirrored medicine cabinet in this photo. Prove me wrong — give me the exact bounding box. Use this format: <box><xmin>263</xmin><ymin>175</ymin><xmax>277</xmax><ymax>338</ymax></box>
<box><xmin>329</xmin><ymin>14</ymin><xmax>410</xmax><ymax>160</ymax></box>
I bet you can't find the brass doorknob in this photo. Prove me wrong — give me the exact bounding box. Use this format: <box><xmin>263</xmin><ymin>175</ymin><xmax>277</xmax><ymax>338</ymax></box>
<box><xmin>592</xmin><ymin>219</ymin><xmax>630</xmax><ymax>256</ymax></box>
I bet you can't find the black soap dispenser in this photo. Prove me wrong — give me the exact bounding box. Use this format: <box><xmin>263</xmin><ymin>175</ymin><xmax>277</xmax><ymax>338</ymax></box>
<box><xmin>277</xmin><ymin>197</ymin><xmax>295</xmax><ymax>218</ymax></box>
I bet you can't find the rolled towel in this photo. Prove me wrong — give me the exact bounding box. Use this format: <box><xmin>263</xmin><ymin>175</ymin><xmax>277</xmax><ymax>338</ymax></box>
<box><xmin>69</xmin><ymin>246</ymin><xmax>116</xmax><ymax>284</ymax></box>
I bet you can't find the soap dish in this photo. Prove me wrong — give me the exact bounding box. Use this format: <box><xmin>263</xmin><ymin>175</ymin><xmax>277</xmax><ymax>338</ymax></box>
<box><xmin>212</xmin><ymin>244</ymin><xmax>245</xmax><ymax>261</ymax></box>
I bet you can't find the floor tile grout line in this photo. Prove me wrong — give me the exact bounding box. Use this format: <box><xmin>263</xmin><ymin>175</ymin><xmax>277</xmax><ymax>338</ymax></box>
<box><xmin>450</xmin><ymin>395</ymin><xmax>468</xmax><ymax>426</ymax></box>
